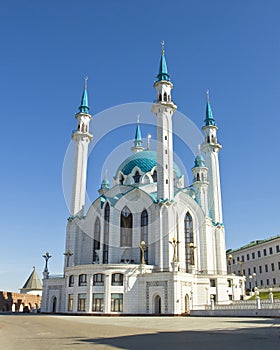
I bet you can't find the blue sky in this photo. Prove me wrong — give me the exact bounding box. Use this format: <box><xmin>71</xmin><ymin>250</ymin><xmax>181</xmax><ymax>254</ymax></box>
<box><xmin>1</xmin><ymin>0</ymin><xmax>280</xmax><ymax>291</ymax></box>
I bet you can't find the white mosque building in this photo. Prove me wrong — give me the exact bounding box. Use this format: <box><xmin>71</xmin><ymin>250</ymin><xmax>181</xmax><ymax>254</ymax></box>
<box><xmin>41</xmin><ymin>45</ymin><xmax>244</xmax><ymax>314</ymax></box>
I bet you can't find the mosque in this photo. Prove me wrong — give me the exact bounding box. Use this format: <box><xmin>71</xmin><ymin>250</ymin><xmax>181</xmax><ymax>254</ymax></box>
<box><xmin>41</xmin><ymin>44</ymin><xmax>244</xmax><ymax>314</ymax></box>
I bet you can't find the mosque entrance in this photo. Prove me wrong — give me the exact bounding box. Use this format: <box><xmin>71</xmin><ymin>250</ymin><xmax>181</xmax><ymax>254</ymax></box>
<box><xmin>154</xmin><ymin>295</ymin><xmax>161</xmax><ymax>314</ymax></box>
<box><xmin>52</xmin><ymin>296</ymin><xmax>57</xmax><ymax>313</ymax></box>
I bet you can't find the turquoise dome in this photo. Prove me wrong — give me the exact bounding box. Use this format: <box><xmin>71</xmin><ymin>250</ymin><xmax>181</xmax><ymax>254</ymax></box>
<box><xmin>116</xmin><ymin>150</ymin><xmax>182</xmax><ymax>178</ymax></box>
<box><xmin>193</xmin><ymin>154</ymin><xmax>205</xmax><ymax>168</ymax></box>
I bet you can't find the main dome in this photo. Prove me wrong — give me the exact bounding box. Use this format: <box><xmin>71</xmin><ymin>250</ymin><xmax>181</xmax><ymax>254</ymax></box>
<box><xmin>116</xmin><ymin>150</ymin><xmax>182</xmax><ymax>178</ymax></box>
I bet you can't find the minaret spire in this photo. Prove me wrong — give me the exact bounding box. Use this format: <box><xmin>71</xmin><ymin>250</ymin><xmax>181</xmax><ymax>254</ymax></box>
<box><xmin>78</xmin><ymin>76</ymin><xmax>89</xmax><ymax>114</ymax></box>
<box><xmin>131</xmin><ymin>115</ymin><xmax>145</xmax><ymax>153</ymax></box>
<box><xmin>204</xmin><ymin>90</ymin><xmax>215</xmax><ymax>126</ymax></box>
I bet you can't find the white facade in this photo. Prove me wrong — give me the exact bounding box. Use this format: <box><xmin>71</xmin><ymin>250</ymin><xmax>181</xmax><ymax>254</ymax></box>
<box><xmin>42</xmin><ymin>48</ymin><xmax>244</xmax><ymax>314</ymax></box>
<box><xmin>227</xmin><ymin>235</ymin><xmax>280</xmax><ymax>291</ymax></box>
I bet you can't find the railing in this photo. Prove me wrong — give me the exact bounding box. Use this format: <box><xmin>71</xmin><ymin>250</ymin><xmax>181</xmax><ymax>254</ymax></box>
<box><xmin>198</xmin><ymin>299</ymin><xmax>280</xmax><ymax>311</ymax></box>
<box><xmin>48</xmin><ymin>274</ymin><xmax>64</xmax><ymax>279</ymax></box>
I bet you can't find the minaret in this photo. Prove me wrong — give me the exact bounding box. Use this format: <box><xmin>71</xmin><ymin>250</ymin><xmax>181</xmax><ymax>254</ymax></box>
<box><xmin>131</xmin><ymin>115</ymin><xmax>145</xmax><ymax>153</ymax></box>
<box><xmin>201</xmin><ymin>91</ymin><xmax>223</xmax><ymax>223</ymax></box>
<box><xmin>151</xmin><ymin>41</ymin><xmax>177</xmax><ymax>200</ymax></box>
<box><xmin>192</xmin><ymin>145</ymin><xmax>209</xmax><ymax>215</ymax></box>
<box><xmin>71</xmin><ymin>77</ymin><xmax>93</xmax><ymax>216</ymax></box>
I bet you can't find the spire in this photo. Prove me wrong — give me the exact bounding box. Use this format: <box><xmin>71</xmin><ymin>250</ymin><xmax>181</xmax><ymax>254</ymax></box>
<box><xmin>20</xmin><ymin>267</ymin><xmax>42</xmax><ymax>293</ymax></box>
<box><xmin>131</xmin><ymin>115</ymin><xmax>145</xmax><ymax>153</ymax></box>
<box><xmin>156</xmin><ymin>40</ymin><xmax>170</xmax><ymax>82</ymax></box>
<box><xmin>204</xmin><ymin>90</ymin><xmax>215</xmax><ymax>126</ymax></box>
<box><xmin>78</xmin><ymin>76</ymin><xmax>89</xmax><ymax>114</ymax></box>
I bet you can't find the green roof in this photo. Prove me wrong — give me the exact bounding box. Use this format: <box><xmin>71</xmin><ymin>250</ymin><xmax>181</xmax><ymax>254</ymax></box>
<box><xmin>227</xmin><ymin>234</ymin><xmax>280</xmax><ymax>253</ymax></box>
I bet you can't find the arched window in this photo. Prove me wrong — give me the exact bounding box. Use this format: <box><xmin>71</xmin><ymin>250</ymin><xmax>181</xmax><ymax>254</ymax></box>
<box><xmin>103</xmin><ymin>203</ymin><xmax>110</xmax><ymax>263</ymax></box>
<box><xmin>93</xmin><ymin>273</ymin><xmax>105</xmax><ymax>286</ymax></box>
<box><xmin>197</xmin><ymin>173</ymin><xmax>200</xmax><ymax>181</ymax></box>
<box><xmin>164</xmin><ymin>92</ymin><xmax>167</xmax><ymax>101</ymax></box>
<box><xmin>184</xmin><ymin>212</ymin><xmax>194</xmax><ymax>272</ymax></box>
<box><xmin>152</xmin><ymin>170</ymin><xmax>157</xmax><ymax>183</ymax></box>
<box><xmin>119</xmin><ymin>174</ymin><xmax>124</xmax><ymax>185</ymax></box>
<box><xmin>93</xmin><ymin>218</ymin><xmax>100</xmax><ymax>263</ymax></box>
<box><xmin>120</xmin><ymin>206</ymin><xmax>132</xmax><ymax>247</ymax></box>
<box><xmin>141</xmin><ymin>210</ymin><xmax>148</xmax><ymax>264</ymax></box>
<box><xmin>111</xmin><ymin>273</ymin><xmax>124</xmax><ymax>286</ymax></box>
<box><xmin>78</xmin><ymin>274</ymin><xmax>87</xmax><ymax>286</ymax></box>
<box><xmin>159</xmin><ymin>93</ymin><xmax>162</xmax><ymax>101</ymax></box>
<box><xmin>133</xmin><ymin>171</ymin><xmax>140</xmax><ymax>183</ymax></box>
<box><xmin>69</xmin><ymin>275</ymin><xmax>74</xmax><ymax>287</ymax></box>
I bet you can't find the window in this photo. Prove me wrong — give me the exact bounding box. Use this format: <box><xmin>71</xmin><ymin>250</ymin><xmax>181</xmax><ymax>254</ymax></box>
<box><xmin>141</xmin><ymin>210</ymin><xmax>148</xmax><ymax>264</ymax></box>
<box><xmin>120</xmin><ymin>206</ymin><xmax>132</xmax><ymax>247</ymax></box>
<box><xmin>265</xmin><ymin>264</ymin><xmax>268</xmax><ymax>273</ymax></box>
<box><xmin>241</xmin><ymin>255</ymin><xmax>244</xmax><ymax>262</ymax></box>
<box><xmin>278</xmin><ymin>261</ymin><xmax>280</xmax><ymax>270</ymax></box>
<box><xmin>233</xmin><ymin>259</ymin><xmax>235</xmax><ymax>264</ymax></box>
<box><xmin>103</xmin><ymin>203</ymin><xmax>110</xmax><ymax>264</ymax></box>
<box><xmin>111</xmin><ymin>293</ymin><xmax>123</xmax><ymax>312</ymax></box>
<box><xmin>260</xmin><ymin>280</ymin><xmax>263</xmax><ymax>286</ymax></box>
<box><xmin>92</xmin><ymin>293</ymin><xmax>104</xmax><ymax>312</ymax></box>
<box><xmin>112</xmin><ymin>273</ymin><xmax>123</xmax><ymax>286</ymax></box>
<box><xmin>227</xmin><ymin>279</ymin><xmax>232</xmax><ymax>287</ymax></box>
<box><xmin>259</xmin><ymin>266</ymin><xmax>262</xmax><ymax>273</ymax></box>
<box><xmin>79</xmin><ymin>274</ymin><xmax>87</xmax><ymax>286</ymax></box>
<box><xmin>68</xmin><ymin>294</ymin><xmax>73</xmax><ymax>312</ymax></box>
<box><xmin>248</xmin><ymin>268</ymin><xmax>251</xmax><ymax>275</ymax></box>
<box><xmin>133</xmin><ymin>171</ymin><xmax>140</xmax><ymax>183</ymax></box>
<box><xmin>276</xmin><ymin>245</ymin><xmax>280</xmax><ymax>253</ymax></box>
<box><xmin>237</xmin><ymin>257</ymin><xmax>240</xmax><ymax>262</ymax></box>
<box><xmin>247</xmin><ymin>254</ymin><xmax>250</xmax><ymax>261</ymax></box>
<box><xmin>165</xmin><ymin>150</ymin><xmax>168</xmax><ymax>154</ymax></box>
<box><xmin>253</xmin><ymin>266</ymin><xmax>256</xmax><ymax>273</ymax></box>
<box><xmin>93</xmin><ymin>273</ymin><xmax>105</xmax><ymax>286</ymax></box>
<box><xmin>77</xmin><ymin>293</ymin><xmax>86</xmax><ymax>311</ymax></box>
<box><xmin>210</xmin><ymin>279</ymin><xmax>216</xmax><ymax>287</ymax></box>
<box><xmin>152</xmin><ymin>171</ymin><xmax>157</xmax><ymax>182</ymax></box>
<box><xmin>165</xmin><ymin>136</ymin><xmax>167</xmax><ymax>140</ymax></box>
<box><xmin>93</xmin><ymin>218</ymin><xmax>101</xmax><ymax>263</ymax></box>
<box><xmin>271</xmin><ymin>263</ymin><xmax>275</xmax><ymax>271</ymax></box>
<box><xmin>252</xmin><ymin>252</ymin><xmax>255</xmax><ymax>259</ymax></box>
<box><xmin>263</xmin><ymin>249</ymin><xmax>267</xmax><ymax>256</ymax></box>
<box><xmin>273</xmin><ymin>278</ymin><xmax>276</xmax><ymax>285</ymax></box>
<box><xmin>69</xmin><ymin>275</ymin><xmax>74</xmax><ymax>287</ymax></box>
<box><xmin>258</xmin><ymin>251</ymin><xmax>261</xmax><ymax>258</ymax></box>
<box><xmin>184</xmin><ymin>212</ymin><xmax>193</xmax><ymax>272</ymax></box>
<box><xmin>269</xmin><ymin>247</ymin><xmax>273</xmax><ymax>255</ymax></box>
<box><xmin>266</xmin><ymin>279</ymin><xmax>269</xmax><ymax>286</ymax></box>
<box><xmin>166</xmin><ymin>179</ymin><xmax>168</xmax><ymax>184</ymax></box>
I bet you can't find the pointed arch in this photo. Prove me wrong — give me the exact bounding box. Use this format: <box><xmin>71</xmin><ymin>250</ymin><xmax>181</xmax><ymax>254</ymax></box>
<box><xmin>141</xmin><ymin>209</ymin><xmax>148</xmax><ymax>264</ymax></box>
<box><xmin>103</xmin><ymin>203</ymin><xmax>110</xmax><ymax>263</ymax></box>
<box><xmin>120</xmin><ymin>206</ymin><xmax>133</xmax><ymax>247</ymax></box>
<box><xmin>93</xmin><ymin>217</ymin><xmax>100</xmax><ymax>263</ymax></box>
<box><xmin>152</xmin><ymin>170</ymin><xmax>157</xmax><ymax>183</ymax></box>
<box><xmin>133</xmin><ymin>170</ymin><xmax>140</xmax><ymax>183</ymax></box>
<box><xmin>184</xmin><ymin>212</ymin><xmax>194</xmax><ymax>272</ymax></box>
<box><xmin>163</xmin><ymin>92</ymin><xmax>167</xmax><ymax>101</ymax></box>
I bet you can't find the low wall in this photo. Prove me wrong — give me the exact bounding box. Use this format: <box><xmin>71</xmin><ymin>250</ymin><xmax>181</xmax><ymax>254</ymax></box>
<box><xmin>191</xmin><ymin>309</ymin><xmax>280</xmax><ymax>317</ymax></box>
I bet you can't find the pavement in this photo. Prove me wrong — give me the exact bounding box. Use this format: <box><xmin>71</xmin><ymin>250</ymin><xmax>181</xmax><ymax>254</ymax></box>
<box><xmin>0</xmin><ymin>314</ymin><xmax>280</xmax><ymax>350</ymax></box>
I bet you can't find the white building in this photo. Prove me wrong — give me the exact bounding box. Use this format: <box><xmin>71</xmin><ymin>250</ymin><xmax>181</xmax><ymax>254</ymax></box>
<box><xmin>227</xmin><ymin>235</ymin><xmax>280</xmax><ymax>291</ymax></box>
<box><xmin>41</xmin><ymin>45</ymin><xmax>244</xmax><ymax>314</ymax></box>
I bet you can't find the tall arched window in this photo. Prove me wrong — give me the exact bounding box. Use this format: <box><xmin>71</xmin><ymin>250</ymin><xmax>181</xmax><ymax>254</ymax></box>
<box><xmin>164</xmin><ymin>92</ymin><xmax>167</xmax><ymax>101</ymax></box>
<box><xmin>93</xmin><ymin>218</ymin><xmax>100</xmax><ymax>263</ymax></box>
<box><xmin>184</xmin><ymin>212</ymin><xmax>194</xmax><ymax>272</ymax></box>
<box><xmin>133</xmin><ymin>171</ymin><xmax>140</xmax><ymax>183</ymax></box>
<box><xmin>103</xmin><ymin>203</ymin><xmax>110</xmax><ymax>263</ymax></box>
<box><xmin>152</xmin><ymin>170</ymin><xmax>157</xmax><ymax>183</ymax></box>
<box><xmin>141</xmin><ymin>209</ymin><xmax>148</xmax><ymax>264</ymax></box>
<box><xmin>120</xmin><ymin>206</ymin><xmax>132</xmax><ymax>247</ymax></box>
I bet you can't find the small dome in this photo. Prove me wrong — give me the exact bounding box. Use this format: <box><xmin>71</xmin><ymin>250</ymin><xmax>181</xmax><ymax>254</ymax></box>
<box><xmin>101</xmin><ymin>178</ymin><xmax>110</xmax><ymax>189</ymax></box>
<box><xmin>116</xmin><ymin>150</ymin><xmax>182</xmax><ymax>178</ymax></box>
<box><xmin>194</xmin><ymin>154</ymin><xmax>205</xmax><ymax>168</ymax></box>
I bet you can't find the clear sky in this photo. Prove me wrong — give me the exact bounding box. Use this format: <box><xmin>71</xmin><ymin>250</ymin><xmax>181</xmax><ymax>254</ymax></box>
<box><xmin>1</xmin><ymin>0</ymin><xmax>280</xmax><ymax>292</ymax></box>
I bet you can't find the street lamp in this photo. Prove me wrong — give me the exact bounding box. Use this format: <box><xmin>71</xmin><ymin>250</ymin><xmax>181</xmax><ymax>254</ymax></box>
<box><xmin>249</xmin><ymin>275</ymin><xmax>253</xmax><ymax>292</ymax></box>
<box><xmin>252</xmin><ymin>272</ymin><xmax>256</xmax><ymax>290</ymax></box>
<box><xmin>228</xmin><ymin>254</ymin><xmax>233</xmax><ymax>274</ymax></box>
<box><xmin>42</xmin><ymin>252</ymin><xmax>52</xmax><ymax>272</ymax></box>
<box><xmin>169</xmin><ymin>237</ymin><xmax>180</xmax><ymax>263</ymax></box>
<box><xmin>139</xmin><ymin>241</ymin><xmax>146</xmax><ymax>265</ymax></box>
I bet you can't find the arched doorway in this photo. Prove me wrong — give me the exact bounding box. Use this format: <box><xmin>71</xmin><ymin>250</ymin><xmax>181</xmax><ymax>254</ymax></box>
<box><xmin>52</xmin><ymin>296</ymin><xmax>57</xmax><ymax>313</ymax></box>
<box><xmin>154</xmin><ymin>295</ymin><xmax>161</xmax><ymax>314</ymax></box>
<box><xmin>185</xmin><ymin>294</ymin><xmax>190</xmax><ymax>314</ymax></box>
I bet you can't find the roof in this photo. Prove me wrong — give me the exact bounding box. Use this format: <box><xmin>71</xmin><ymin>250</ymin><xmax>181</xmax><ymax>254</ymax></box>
<box><xmin>21</xmin><ymin>267</ymin><xmax>42</xmax><ymax>291</ymax></box>
<box><xmin>227</xmin><ymin>234</ymin><xmax>280</xmax><ymax>254</ymax></box>
<box><xmin>116</xmin><ymin>150</ymin><xmax>182</xmax><ymax>178</ymax></box>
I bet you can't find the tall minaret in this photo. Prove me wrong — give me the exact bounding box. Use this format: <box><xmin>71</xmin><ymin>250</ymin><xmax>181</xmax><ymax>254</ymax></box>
<box><xmin>201</xmin><ymin>91</ymin><xmax>223</xmax><ymax>223</ymax></box>
<box><xmin>71</xmin><ymin>77</ymin><xmax>93</xmax><ymax>216</ymax></box>
<box><xmin>152</xmin><ymin>41</ymin><xmax>177</xmax><ymax>200</ymax></box>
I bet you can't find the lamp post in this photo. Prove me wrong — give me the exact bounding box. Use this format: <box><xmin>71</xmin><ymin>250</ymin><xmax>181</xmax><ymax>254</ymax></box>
<box><xmin>249</xmin><ymin>275</ymin><xmax>253</xmax><ymax>292</ymax></box>
<box><xmin>252</xmin><ymin>272</ymin><xmax>256</xmax><ymax>290</ymax></box>
<box><xmin>228</xmin><ymin>254</ymin><xmax>233</xmax><ymax>274</ymax></box>
<box><xmin>169</xmin><ymin>237</ymin><xmax>180</xmax><ymax>263</ymax></box>
<box><xmin>42</xmin><ymin>252</ymin><xmax>52</xmax><ymax>278</ymax></box>
<box><xmin>139</xmin><ymin>241</ymin><xmax>146</xmax><ymax>265</ymax></box>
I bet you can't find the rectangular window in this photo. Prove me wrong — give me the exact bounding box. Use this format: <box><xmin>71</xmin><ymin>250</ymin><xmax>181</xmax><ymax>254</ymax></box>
<box><xmin>233</xmin><ymin>258</ymin><xmax>235</xmax><ymax>264</ymax></box>
<box><xmin>68</xmin><ymin>294</ymin><xmax>73</xmax><ymax>312</ymax></box>
<box><xmin>259</xmin><ymin>266</ymin><xmax>262</xmax><ymax>273</ymax></box>
<box><xmin>273</xmin><ymin>278</ymin><xmax>276</xmax><ymax>285</ymax></box>
<box><xmin>92</xmin><ymin>293</ymin><xmax>104</xmax><ymax>312</ymax></box>
<box><xmin>111</xmin><ymin>293</ymin><xmax>123</xmax><ymax>312</ymax></box>
<box><xmin>266</xmin><ymin>279</ymin><xmax>269</xmax><ymax>286</ymax></box>
<box><xmin>248</xmin><ymin>268</ymin><xmax>251</xmax><ymax>275</ymax></box>
<box><xmin>269</xmin><ymin>247</ymin><xmax>273</xmax><ymax>255</ymax></box>
<box><xmin>93</xmin><ymin>273</ymin><xmax>105</xmax><ymax>286</ymax></box>
<box><xmin>263</xmin><ymin>249</ymin><xmax>267</xmax><ymax>256</ymax></box>
<box><xmin>247</xmin><ymin>254</ymin><xmax>250</xmax><ymax>261</ymax></box>
<box><xmin>77</xmin><ymin>293</ymin><xmax>86</xmax><ymax>312</ymax></box>
<box><xmin>111</xmin><ymin>273</ymin><xmax>124</xmax><ymax>286</ymax></box>
<box><xmin>265</xmin><ymin>264</ymin><xmax>268</xmax><ymax>273</ymax></box>
<box><xmin>237</xmin><ymin>257</ymin><xmax>240</xmax><ymax>262</ymax></box>
<box><xmin>79</xmin><ymin>274</ymin><xmax>87</xmax><ymax>286</ymax></box>
<box><xmin>260</xmin><ymin>280</ymin><xmax>263</xmax><ymax>286</ymax></box>
<box><xmin>278</xmin><ymin>261</ymin><xmax>280</xmax><ymax>270</ymax></box>
<box><xmin>227</xmin><ymin>279</ymin><xmax>232</xmax><ymax>287</ymax></box>
<box><xmin>210</xmin><ymin>279</ymin><xmax>216</xmax><ymax>287</ymax></box>
<box><xmin>276</xmin><ymin>245</ymin><xmax>280</xmax><ymax>253</ymax></box>
<box><xmin>271</xmin><ymin>263</ymin><xmax>275</xmax><ymax>271</ymax></box>
<box><xmin>252</xmin><ymin>252</ymin><xmax>255</xmax><ymax>259</ymax></box>
<box><xmin>253</xmin><ymin>266</ymin><xmax>256</xmax><ymax>273</ymax></box>
<box><xmin>258</xmin><ymin>251</ymin><xmax>261</xmax><ymax>258</ymax></box>
<box><xmin>241</xmin><ymin>255</ymin><xmax>244</xmax><ymax>262</ymax></box>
